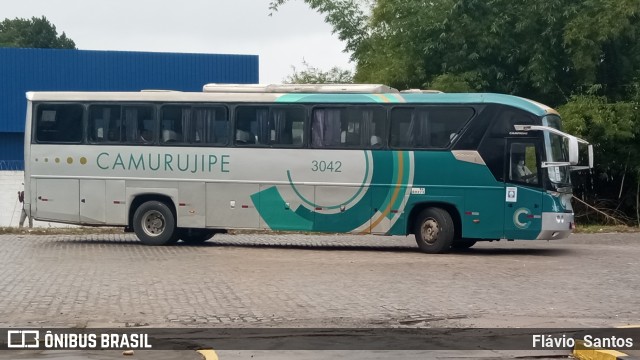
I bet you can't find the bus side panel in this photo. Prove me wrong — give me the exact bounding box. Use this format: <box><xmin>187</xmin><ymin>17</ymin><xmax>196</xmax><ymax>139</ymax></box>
<box><xmin>314</xmin><ymin>185</ymin><xmax>372</xmax><ymax>233</ymax></box>
<box><xmin>105</xmin><ymin>180</ymin><xmax>126</xmax><ymax>225</ymax></box>
<box><xmin>462</xmin><ymin>187</ymin><xmax>504</xmax><ymax>239</ymax></box>
<box><xmin>369</xmin><ymin>185</ymin><xmax>409</xmax><ymax>235</ymax></box>
<box><xmin>257</xmin><ymin>184</ymin><xmax>315</xmax><ymax>231</ymax></box>
<box><xmin>178</xmin><ymin>181</ymin><xmax>206</xmax><ymax>228</ymax></box>
<box><xmin>206</xmin><ymin>183</ymin><xmax>260</xmax><ymax>229</ymax></box>
<box><xmin>80</xmin><ymin>179</ymin><xmax>106</xmax><ymax>224</ymax></box>
<box><xmin>34</xmin><ymin>178</ymin><xmax>80</xmax><ymax>223</ymax></box>
<box><xmin>27</xmin><ymin>177</ymin><xmax>36</xmax><ymax>219</ymax></box>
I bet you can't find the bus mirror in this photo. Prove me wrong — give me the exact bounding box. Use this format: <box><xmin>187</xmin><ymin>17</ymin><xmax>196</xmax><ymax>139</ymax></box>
<box><xmin>568</xmin><ymin>136</ymin><xmax>579</xmax><ymax>165</ymax></box>
<box><xmin>588</xmin><ymin>144</ymin><xmax>594</xmax><ymax>169</ymax></box>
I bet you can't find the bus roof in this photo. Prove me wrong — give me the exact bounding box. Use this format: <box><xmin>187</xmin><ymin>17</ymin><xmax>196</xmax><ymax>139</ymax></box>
<box><xmin>26</xmin><ymin>88</ymin><xmax>559</xmax><ymax>117</ymax></box>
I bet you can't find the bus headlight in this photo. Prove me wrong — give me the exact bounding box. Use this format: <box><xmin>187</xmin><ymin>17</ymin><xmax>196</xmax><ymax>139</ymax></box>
<box><xmin>556</xmin><ymin>214</ymin><xmax>565</xmax><ymax>223</ymax></box>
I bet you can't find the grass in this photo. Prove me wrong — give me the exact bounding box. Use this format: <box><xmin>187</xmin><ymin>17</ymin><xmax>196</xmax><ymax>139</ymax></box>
<box><xmin>0</xmin><ymin>226</ymin><xmax>125</xmax><ymax>235</ymax></box>
<box><xmin>573</xmin><ymin>224</ymin><xmax>640</xmax><ymax>234</ymax></box>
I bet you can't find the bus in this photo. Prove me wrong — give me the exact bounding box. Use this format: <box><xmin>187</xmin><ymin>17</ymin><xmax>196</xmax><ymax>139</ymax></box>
<box><xmin>23</xmin><ymin>84</ymin><xmax>593</xmax><ymax>253</ymax></box>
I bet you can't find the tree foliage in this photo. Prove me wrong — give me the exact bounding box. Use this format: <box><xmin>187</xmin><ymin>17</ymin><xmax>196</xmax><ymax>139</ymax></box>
<box><xmin>270</xmin><ymin>0</ymin><xmax>640</xmax><ymax>223</ymax></box>
<box><xmin>0</xmin><ymin>16</ymin><xmax>76</xmax><ymax>49</ymax></box>
<box><xmin>270</xmin><ymin>0</ymin><xmax>640</xmax><ymax>102</ymax></box>
<box><xmin>284</xmin><ymin>59</ymin><xmax>353</xmax><ymax>84</ymax></box>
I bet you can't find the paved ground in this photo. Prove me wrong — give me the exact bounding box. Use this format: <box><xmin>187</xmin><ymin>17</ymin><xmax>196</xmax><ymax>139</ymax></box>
<box><xmin>0</xmin><ymin>232</ymin><xmax>637</xmax><ymax>358</ymax></box>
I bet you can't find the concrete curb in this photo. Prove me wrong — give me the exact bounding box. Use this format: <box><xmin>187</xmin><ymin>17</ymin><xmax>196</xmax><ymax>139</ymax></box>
<box><xmin>573</xmin><ymin>340</ymin><xmax>634</xmax><ymax>360</ymax></box>
<box><xmin>197</xmin><ymin>349</ymin><xmax>219</xmax><ymax>360</ymax></box>
<box><xmin>573</xmin><ymin>326</ymin><xmax>639</xmax><ymax>360</ymax></box>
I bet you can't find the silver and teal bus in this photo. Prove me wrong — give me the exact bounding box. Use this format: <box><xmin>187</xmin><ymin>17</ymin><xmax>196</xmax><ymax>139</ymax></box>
<box><xmin>23</xmin><ymin>84</ymin><xmax>592</xmax><ymax>253</ymax></box>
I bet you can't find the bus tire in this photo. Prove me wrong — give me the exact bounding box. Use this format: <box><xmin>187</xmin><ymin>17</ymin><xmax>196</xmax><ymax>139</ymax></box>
<box><xmin>133</xmin><ymin>201</ymin><xmax>177</xmax><ymax>246</ymax></box>
<box><xmin>179</xmin><ymin>229</ymin><xmax>216</xmax><ymax>244</ymax></box>
<box><xmin>414</xmin><ymin>207</ymin><xmax>454</xmax><ymax>254</ymax></box>
<box><xmin>451</xmin><ymin>239</ymin><xmax>477</xmax><ymax>250</ymax></box>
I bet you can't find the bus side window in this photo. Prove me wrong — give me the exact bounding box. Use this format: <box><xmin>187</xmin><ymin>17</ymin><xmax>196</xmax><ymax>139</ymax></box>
<box><xmin>189</xmin><ymin>106</ymin><xmax>228</xmax><ymax>145</ymax></box>
<box><xmin>89</xmin><ymin>105</ymin><xmax>121</xmax><ymax>143</ymax></box>
<box><xmin>271</xmin><ymin>107</ymin><xmax>305</xmax><ymax>147</ymax></box>
<box><xmin>36</xmin><ymin>104</ymin><xmax>84</xmax><ymax>143</ymax></box>
<box><xmin>390</xmin><ymin>107</ymin><xmax>473</xmax><ymax>149</ymax></box>
<box><xmin>390</xmin><ymin>108</ymin><xmax>414</xmax><ymax>148</ymax></box>
<box><xmin>429</xmin><ymin>107</ymin><xmax>474</xmax><ymax>148</ymax></box>
<box><xmin>213</xmin><ymin>118</ymin><xmax>228</xmax><ymax>144</ymax></box>
<box><xmin>510</xmin><ymin>143</ymin><xmax>539</xmax><ymax>185</ymax></box>
<box><xmin>365</xmin><ymin>107</ymin><xmax>387</xmax><ymax>149</ymax></box>
<box><xmin>235</xmin><ymin>107</ymin><xmax>259</xmax><ymax>145</ymax></box>
<box><xmin>160</xmin><ymin>105</ymin><xmax>186</xmax><ymax>144</ymax></box>
<box><xmin>311</xmin><ymin>108</ymin><xmax>342</xmax><ymax>148</ymax></box>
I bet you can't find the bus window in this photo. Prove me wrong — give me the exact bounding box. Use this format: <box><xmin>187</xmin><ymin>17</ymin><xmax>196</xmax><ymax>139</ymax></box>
<box><xmin>122</xmin><ymin>105</ymin><xmax>155</xmax><ymax>144</ymax></box>
<box><xmin>89</xmin><ymin>105</ymin><xmax>121</xmax><ymax>143</ymax></box>
<box><xmin>35</xmin><ymin>104</ymin><xmax>84</xmax><ymax>143</ymax></box>
<box><xmin>161</xmin><ymin>106</ymin><xmax>187</xmax><ymax>144</ymax></box>
<box><xmin>509</xmin><ymin>143</ymin><xmax>539</xmax><ymax>185</ymax></box>
<box><xmin>190</xmin><ymin>106</ymin><xmax>228</xmax><ymax>145</ymax></box>
<box><xmin>490</xmin><ymin>108</ymin><xmax>538</xmax><ymax>137</ymax></box>
<box><xmin>271</xmin><ymin>107</ymin><xmax>305</xmax><ymax>147</ymax></box>
<box><xmin>235</xmin><ymin>107</ymin><xmax>265</xmax><ymax>146</ymax></box>
<box><xmin>429</xmin><ymin>107</ymin><xmax>474</xmax><ymax>147</ymax></box>
<box><xmin>311</xmin><ymin>108</ymin><xmax>342</xmax><ymax>148</ymax></box>
<box><xmin>235</xmin><ymin>106</ymin><xmax>305</xmax><ymax>147</ymax></box>
<box><xmin>390</xmin><ymin>107</ymin><xmax>474</xmax><ymax>149</ymax></box>
<box><xmin>311</xmin><ymin>107</ymin><xmax>385</xmax><ymax>148</ymax></box>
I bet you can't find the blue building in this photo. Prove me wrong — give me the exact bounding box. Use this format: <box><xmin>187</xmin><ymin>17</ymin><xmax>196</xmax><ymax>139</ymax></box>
<box><xmin>0</xmin><ymin>48</ymin><xmax>259</xmax><ymax>170</ymax></box>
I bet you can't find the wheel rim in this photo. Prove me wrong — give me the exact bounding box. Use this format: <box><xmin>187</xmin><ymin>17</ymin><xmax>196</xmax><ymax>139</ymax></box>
<box><xmin>141</xmin><ymin>210</ymin><xmax>165</xmax><ymax>237</ymax></box>
<box><xmin>420</xmin><ymin>218</ymin><xmax>440</xmax><ymax>244</ymax></box>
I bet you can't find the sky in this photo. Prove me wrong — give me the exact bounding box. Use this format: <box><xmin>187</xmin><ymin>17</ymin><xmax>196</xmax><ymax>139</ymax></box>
<box><xmin>3</xmin><ymin>0</ymin><xmax>354</xmax><ymax>84</ymax></box>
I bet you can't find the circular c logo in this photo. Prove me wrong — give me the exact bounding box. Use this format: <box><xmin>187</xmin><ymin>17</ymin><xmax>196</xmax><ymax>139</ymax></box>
<box><xmin>513</xmin><ymin>208</ymin><xmax>532</xmax><ymax>229</ymax></box>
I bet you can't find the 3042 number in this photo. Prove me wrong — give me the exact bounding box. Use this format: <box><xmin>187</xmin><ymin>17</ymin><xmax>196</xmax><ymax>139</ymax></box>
<box><xmin>312</xmin><ymin>160</ymin><xmax>342</xmax><ymax>172</ymax></box>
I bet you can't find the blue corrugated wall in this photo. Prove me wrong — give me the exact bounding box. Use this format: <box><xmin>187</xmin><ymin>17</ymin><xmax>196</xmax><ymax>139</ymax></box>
<box><xmin>0</xmin><ymin>48</ymin><xmax>259</xmax><ymax>169</ymax></box>
<box><xmin>0</xmin><ymin>133</ymin><xmax>23</xmax><ymax>170</ymax></box>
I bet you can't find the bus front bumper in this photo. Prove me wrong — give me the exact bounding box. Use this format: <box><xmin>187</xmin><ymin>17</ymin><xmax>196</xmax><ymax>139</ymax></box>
<box><xmin>536</xmin><ymin>212</ymin><xmax>575</xmax><ymax>240</ymax></box>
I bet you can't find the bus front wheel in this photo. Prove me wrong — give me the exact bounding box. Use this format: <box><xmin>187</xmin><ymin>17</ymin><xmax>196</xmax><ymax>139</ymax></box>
<box><xmin>414</xmin><ymin>207</ymin><xmax>454</xmax><ymax>254</ymax></box>
<box><xmin>133</xmin><ymin>201</ymin><xmax>177</xmax><ymax>246</ymax></box>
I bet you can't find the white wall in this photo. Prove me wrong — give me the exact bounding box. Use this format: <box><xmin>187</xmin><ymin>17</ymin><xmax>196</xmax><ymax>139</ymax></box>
<box><xmin>0</xmin><ymin>171</ymin><xmax>71</xmax><ymax>228</ymax></box>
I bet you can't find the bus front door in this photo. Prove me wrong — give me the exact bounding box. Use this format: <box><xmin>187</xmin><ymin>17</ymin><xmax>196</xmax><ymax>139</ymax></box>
<box><xmin>503</xmin><ymin>140</ymin><xmax>543</xmax><ymax>240</ymax></box>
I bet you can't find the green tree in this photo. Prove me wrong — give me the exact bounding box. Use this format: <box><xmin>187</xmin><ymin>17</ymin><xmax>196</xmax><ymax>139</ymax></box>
<box><xmin>284</xmin><ymin>60</ymin><xmax>353</xmax><ymax>84</ymax></box>
<box><xmin>0</xmin><ymin>16</ymin><xmax>76</xmax><ymax>49</ymax></box>
<box><xmin>270</xmin><ymin>0</ymin><xmax>640</xmax><ymax>224</ymax></box>
<box><xmin>270</xmin><ymin>0</ymin><xmax>640</xmax><ymax>104</ymax></box>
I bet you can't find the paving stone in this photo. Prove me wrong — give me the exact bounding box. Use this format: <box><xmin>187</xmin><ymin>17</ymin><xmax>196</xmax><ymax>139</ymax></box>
<box><xmin>0</xmin><ymin>233</ymin><xmax>637</xmax><ymax>328</ymax></box>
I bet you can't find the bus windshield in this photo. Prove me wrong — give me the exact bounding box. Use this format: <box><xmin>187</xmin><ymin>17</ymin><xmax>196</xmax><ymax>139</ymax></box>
<box><xmin>542</xmin><ymin>115</ymin><xmax>571</xmax><ymax>188</ymax></box>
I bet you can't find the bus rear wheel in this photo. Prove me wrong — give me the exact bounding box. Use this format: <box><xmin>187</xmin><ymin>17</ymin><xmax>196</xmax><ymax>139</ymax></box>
<box><xmin>179</xmin><ymin>229</ymin><xmax>217</xmax><ymax>244</ymax></box>
<box><xmin>133</xmin><ymin>201</ymin><xmax>177</xmax><ymax>246</ymax></box>
<box><xmin>414</xmin><ymin>207</ymin><xmax>454</xmax><ymax>254</ymax></box>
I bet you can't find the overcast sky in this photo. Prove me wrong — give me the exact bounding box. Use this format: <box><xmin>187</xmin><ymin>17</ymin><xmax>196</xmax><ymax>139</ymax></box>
<box><xmin>3</xmin><ymin>0</ymin><xmax>354</xmax><ymax>84</ymax></box>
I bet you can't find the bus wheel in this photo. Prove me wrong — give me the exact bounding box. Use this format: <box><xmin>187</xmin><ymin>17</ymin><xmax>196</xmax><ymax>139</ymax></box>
<box><xmin>133</xmin><ymin>201</ymin><xmax>177</xmax><ymax>246</ymax></box>
<box><xmin>179</xmin><ymin>229</ymin><xmax>216</xmax><ymax>244</ymax></box>
<box><xmin>414</xmin><ymin>207</ymin><xmax>454</xmax><ymax>254</ymax></box>
<box><xmin>451</xmin><ymin>239</ymin><xmax>477</xmax><ymax>250</ymax></box>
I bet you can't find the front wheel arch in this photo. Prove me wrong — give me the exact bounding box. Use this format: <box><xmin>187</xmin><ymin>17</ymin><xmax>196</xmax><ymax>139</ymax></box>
<box><xmin>413</xmin><ymin>207</ymin><xmax>455</xmax><ymax>254</ymax></box>
<box><xmin>407</xmin><ymin>202</ymin><xmax>461</xmax><ymax>240</ymax></box>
